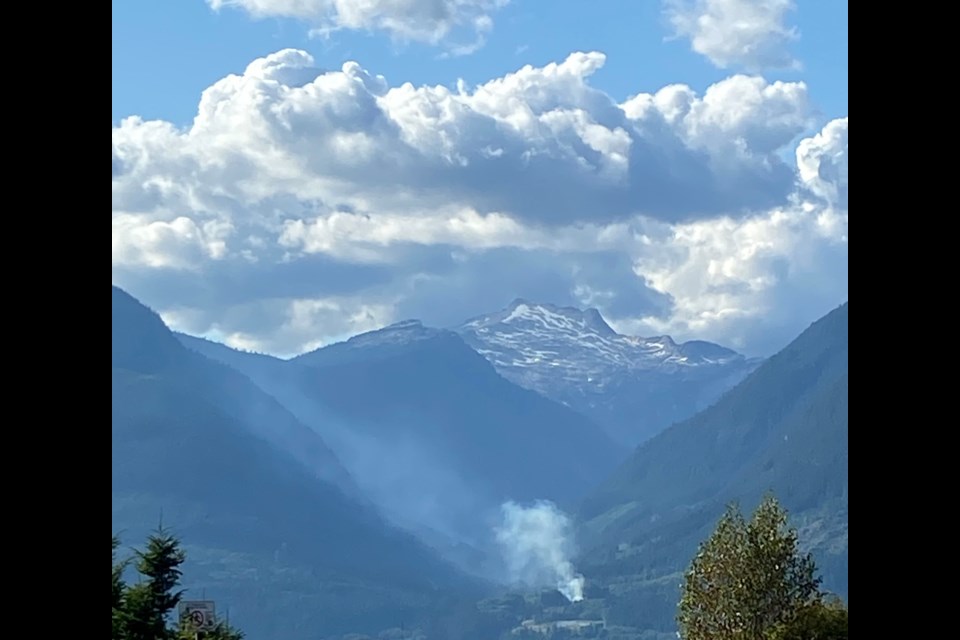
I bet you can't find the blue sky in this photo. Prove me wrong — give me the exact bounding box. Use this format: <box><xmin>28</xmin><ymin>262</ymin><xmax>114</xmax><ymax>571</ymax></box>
<box><xmin>113</xmin><ymin>0</ymin><xmax>846</xmax><ymax>126</ymax></box>
<box><xmin>112</xmin><ymin>0</ymin><xmax>848</xmax><ymax>357</ymax></box>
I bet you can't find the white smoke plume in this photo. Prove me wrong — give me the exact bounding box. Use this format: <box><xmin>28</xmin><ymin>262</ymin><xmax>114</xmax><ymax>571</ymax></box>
<box><xmin>494</xmin><ymin>500</ymin><xmax>585</xmax><ymax>602</ymax></box>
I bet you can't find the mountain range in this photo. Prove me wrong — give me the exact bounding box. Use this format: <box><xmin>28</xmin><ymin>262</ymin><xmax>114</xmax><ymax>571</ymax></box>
<box><xmin>178</xmin><ymin>315</ymin><xmax>626</xmax><ymax>578</ymax></box>
<box><xmin>409</xmin><ymin>302</ymin><xmax>848</xmax><ymax>639</ymax></box>
<box><xmin>113</xmin><ymin>284</ymin><xmax>848</xmax><ymax>639</ymax></box>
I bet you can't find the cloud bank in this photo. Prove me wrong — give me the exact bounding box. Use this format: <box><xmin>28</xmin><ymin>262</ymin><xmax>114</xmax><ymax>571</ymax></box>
<box><xmin>112</xmin><ymin>48</ymin><xmax>847</xmax><ymax>357</ymax></box>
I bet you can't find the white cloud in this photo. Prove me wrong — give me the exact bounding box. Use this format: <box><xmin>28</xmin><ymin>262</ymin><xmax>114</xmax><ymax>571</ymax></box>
<box><xmin>614</xmin><ymin>119</ymin><xmax>848</xmax><ymax>353</ymax></box>
<box><xmin>112</xmin><ymin>49</ymin><xmax>845</xmax><ymax>357</ymax></box>
<box><xmin>207</xmin><ymin>0</ymin><xmax>509</xmax><ymax>53</ymax></box>
<box><xmin>278</xmin><ymin>208</ymin><xmax>540</xmax><ymax>260</ymax></box>
<box><xmin>161</xmin><ymin>293</ymin><xmax>397</xmax><ymax>356</ymax></box>
<box><xmin>621</xmin><ymin>74</ymin><xmax>812</xmax><ymax>183</ymax></box>
<box><xmin>665</xmin><ymin>0</ymin><xmax>800</xmax><ymax>71</ymax></box>
<box><xmin>621</xmin><ymin>204</ymin><xmax>846</xmax><ymax>354</ymax></box>
<box><xmin>796</xmin><ymin>117</ymin><xmax>848</xmax><ymax>208</ymax></box>
<box><xmin>112</xmin><ymin>213</ymin><xmax>233</xmax><ymax>270</ymax></box>
<box><xmin>113</xmin><ymin>48</ymin><xmax>812</xmax><ymax>241</ymax></box>
<box><xmin>282</xmin><ymin>296</ymin><xmax>397</xmax><ymax>352</ymax></box>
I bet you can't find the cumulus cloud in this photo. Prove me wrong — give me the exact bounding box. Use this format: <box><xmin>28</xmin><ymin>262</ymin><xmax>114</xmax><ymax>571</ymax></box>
<box><xmin>112</xmin><ymin>214</ymin><xmax>231</xmax><ymax>270</ymax></box>
<box><xmin>161</xmin><ymin>291</ymin><xmax>397</xmax><ymax>356</ymax></box>
<box><xmin>113</xmin><ymin>49</ymin><xmax>812</xmax><ymax>233</ymax></box>
<box><xmin>207</xmin><ymin>0</ymin><xmax>509</xmax><ymax>53</ymax></box>
<box><xmin>796</xmin><ymin>117</ymin><xmax>848</xmax><ymax>208</ymax></box>
<box><xmin>665</xmin><ymin>0</ymin><xmax>800</xmax><ymax>71</ymax></box>
<box><xmin>112</xmin><ymin>49</ymin><xmax>846</xmax><ymax>357</ymax></box>
<box><xmin>623</xmin><ymin>205</ymin><xmax>847</xmax><ymax>355</ymax></box>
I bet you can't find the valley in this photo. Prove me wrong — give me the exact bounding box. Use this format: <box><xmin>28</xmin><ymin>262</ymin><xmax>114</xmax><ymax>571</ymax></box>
<box><xmin>112</xmin><ymin>286</ymin><xmax>848</xmax><ymax>639</ymax></box>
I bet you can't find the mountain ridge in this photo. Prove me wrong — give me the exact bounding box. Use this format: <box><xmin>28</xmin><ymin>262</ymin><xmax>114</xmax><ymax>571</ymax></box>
<box><xmin>112</xmin><ymin>286</ymin><xmax>480</xmax><ymax>639</ymax></box>
<box><xmin>178</xmin><ymin>314</ymin><xmax>626</xmax><ymax>581</ymax></box>
<box><xmin>455</xmin><ymin>299</ymin><xmax>762</xmax><ymax>445</ymax></box>
<box><xmin>569</xmin><ymin>302</ymin><xmax>848</xmax><ymax>634</ymax></box>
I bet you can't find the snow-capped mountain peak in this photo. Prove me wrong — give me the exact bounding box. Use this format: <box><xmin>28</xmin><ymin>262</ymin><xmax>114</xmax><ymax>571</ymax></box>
<box><xmin>466</xmin><ymin>299</ymin><xmax>617</xmax><ymax>338</ymax></box>
<box><xmin>458</xmin><ymin>300</ymin><xmax>742</xmax><ymax>378</ymax></box>
<box><xmin>455</xmin><ymin>300</ymin><xmax>761</xmax><ymax>445</ymax></box>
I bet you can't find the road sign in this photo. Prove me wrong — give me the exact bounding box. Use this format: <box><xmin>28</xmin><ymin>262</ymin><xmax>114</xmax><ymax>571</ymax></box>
<box><xmin>179</xmin><ymin>600</ymin><xmax>217</xmax><ymax>631</ymax></box>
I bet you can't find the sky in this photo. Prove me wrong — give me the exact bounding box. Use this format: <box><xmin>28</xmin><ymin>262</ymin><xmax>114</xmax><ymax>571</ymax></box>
<box><xmin>112</xmin><ymin>0</ymin><xmax>848</xmax><ymax>358</ymax></box>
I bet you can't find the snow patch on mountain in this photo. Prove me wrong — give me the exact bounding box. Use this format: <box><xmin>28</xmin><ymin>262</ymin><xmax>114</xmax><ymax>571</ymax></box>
<box><xmin>455</xmin><ymin>299</ymin><xmax>761</xmax><ymax>445</ymax></box>
<box><xmin>458</xmin><ymin>299</ymin><xmax>743</xmax><ymax>386</ymax></box>
<box><xmin>345</xmin><ymin>319</ymin><xmax>444</xmax><ymax>348</ymax></box>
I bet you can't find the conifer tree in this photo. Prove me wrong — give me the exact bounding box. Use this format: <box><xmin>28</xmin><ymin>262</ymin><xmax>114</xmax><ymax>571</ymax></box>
<box><xmin>113</xmin><ymin>529</ymin><xmax>245</xmax><ymax>639</ymax></box>
<box><xmin>123</xmin><ymin>527</ymin><xmax>186</xmax><ymax>640</ymax></box>
<box><xmin>176</xmin><ymin>618</ymin><xmax>245</xmax><ymax>640</ymax></box>
<box><xmin>113</xmin><ymin>535</ymin><xmax>129</xmax><ymax>638</ymax></box>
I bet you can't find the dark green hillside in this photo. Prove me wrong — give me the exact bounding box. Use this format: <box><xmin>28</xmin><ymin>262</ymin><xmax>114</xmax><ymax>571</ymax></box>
<box><xmin>575</xmin><ymin>303</ymin><xmax>848</xmax><ymax>635</ymax></box>
<box><xmin>294</xmin><ymin>329</ymin><xmax>625</xmax><ymax>506</ymax></box>
<box><xmin>112</xmin><ymin>287</ymin><xmax>479</xmax><ymax>639</ymax></box>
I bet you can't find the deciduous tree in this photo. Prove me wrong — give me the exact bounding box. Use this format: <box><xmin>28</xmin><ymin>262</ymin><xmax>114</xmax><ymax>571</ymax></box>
<box><xmin>677</xmin><ymin>494</ymin><xmax>827</xmax><ymax>640</ymax></box>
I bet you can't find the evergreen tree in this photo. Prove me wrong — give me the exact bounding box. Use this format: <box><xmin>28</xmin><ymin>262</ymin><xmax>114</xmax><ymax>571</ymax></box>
<box><xmin>176</xmin><ymin>618</ymin><xmax>245</xmax><ymax>640</ymax></box>
<box><xmin>113</xmin><ymin>529</ymin><xmax>245</xmax><ymax>640</ymax></box>
<box><xmin>123</xmin><ymin>527</ymin><xmax>186</xmax><ymax>640</ymax></box>
<box><xmin>113</xmin><ymin>535</ymin><xmax>129</xmax><ymax>638</ymax></box>
<box><xmin>677</xmin><ymin>494</ymin><xmax>823</xmax><ymax>640</ymax></box>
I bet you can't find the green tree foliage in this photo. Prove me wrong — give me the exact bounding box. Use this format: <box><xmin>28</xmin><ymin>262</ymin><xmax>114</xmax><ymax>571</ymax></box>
<box><xmin>113</xmin><ymin>530</ymin><xmax>244</xmax><ymax>640</ymax></box>
<box><xmin>123</xmin><ymin>527</ymin><xmax>187</xmax><ymax>640</ymax></box>
<box><xmin>113</xmin><ymin>535</ymin><xmax>130</xmax><ymax>637</ymax></box>
<box><xmin>677</xmin><ymin>494</ymin><xmax>831</xmax><ymax>640</ymax></box>
<box><xmin>176</xmin><ymin>619</ymin><xmax>246</xmax><ymax>640</ymax></box>
<box><xmin>770</xmin><ymin>596</ymin><xmax>848</xmax><ymax>640</ymax></box>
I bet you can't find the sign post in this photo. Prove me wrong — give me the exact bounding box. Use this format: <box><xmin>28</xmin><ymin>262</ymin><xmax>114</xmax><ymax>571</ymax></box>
<box><xmin>179</xmin><ymin>600</ymin><xmax>217</xmax><ymax>638</ymax></box>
